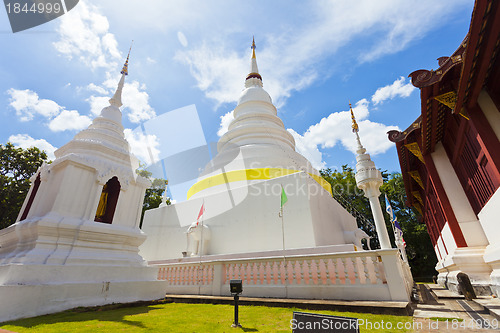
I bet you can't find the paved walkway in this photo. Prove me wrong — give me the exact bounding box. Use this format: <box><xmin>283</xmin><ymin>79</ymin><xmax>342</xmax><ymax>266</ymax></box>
<box><xmin>413</xmin><ymin>284</ymin><xmax>500</xmax><ymax>332</ymax></box>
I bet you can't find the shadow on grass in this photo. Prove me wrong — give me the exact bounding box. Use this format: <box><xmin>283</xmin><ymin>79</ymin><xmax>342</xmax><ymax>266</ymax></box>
<box><xmin>241</xmin><ymin>327</ymin><xmax>259</xmax><ymax>332</ymax></box>
<box><xmin>2</xmin><ymin>301</ymin><xmax>165</xmax><ymax>330</ymax></box>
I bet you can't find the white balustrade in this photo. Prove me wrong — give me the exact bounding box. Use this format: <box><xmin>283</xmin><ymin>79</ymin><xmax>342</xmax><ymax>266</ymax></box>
<box><xmin>153</xmin><ymin>249</ymin><xmax>411</xmax><ymax>302</ymax></box>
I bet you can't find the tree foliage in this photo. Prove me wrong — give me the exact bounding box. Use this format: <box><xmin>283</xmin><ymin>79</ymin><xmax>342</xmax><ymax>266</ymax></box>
<box><xmin>320</xmin><ymin>165</ymin><xmax>437</xmax><ymax>280</ymax></box>
<box><xmin>0</xmin><ymin>143</ymin><xmax>48</xmax><ymax>230</ymax></box>
<box><xmin>136</xmin><ymin>168</ymin><xmax>170</xmax><ymax>228</ymax></box>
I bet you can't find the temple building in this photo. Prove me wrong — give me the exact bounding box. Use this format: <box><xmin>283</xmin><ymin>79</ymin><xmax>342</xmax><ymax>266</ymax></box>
<box><xmin>0</xmin><ymin>50</ymin><xmax>166</xmax><ymax>322</ymax></box>
<box><xmin>140</xmin><ymin>39</ymin><xmax>363</xmax><ymax>259</ymax></box>
<box><xmin>140</xmin><ymin>39</ymin><xmax>413</xmax><ymax>303</ymax></box>
<box><xmin>388</xmin><ymin>0</ymin><xmax>500</xmax><ymax>296</ymax></box>
<box><xmin>0</xmin><ymin>39</ymin><xmax>415</xmax><ymax>321</ymax></box>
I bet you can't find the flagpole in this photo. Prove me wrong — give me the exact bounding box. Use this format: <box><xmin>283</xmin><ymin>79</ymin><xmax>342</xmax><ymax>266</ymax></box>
<box><xmin>280</xmin><ymin>185</ymin><xmax>288</xmax><ymax>298</ymax></box>
<box><xmin>385</xmin><ymin>194</ymin><xmax>409</xmax><ymax>264</ymax></box>
<box><xmin>199</xmin><ymin>199</ymin><xmax>205</xmax><ymax>294</ymax></box>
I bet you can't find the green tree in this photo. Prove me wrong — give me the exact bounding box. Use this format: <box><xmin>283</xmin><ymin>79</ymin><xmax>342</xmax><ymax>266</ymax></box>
<box><xmin>136</xmin><ymin>168</ymin><xmax>170</xmax><ymax>228</ymax></box>
<box><xmin>381</xmin><ymin>172</ymin><xmax>438</xmax><ymax>279</ymax></box>
<box><xmin>320</xmin><ymin>166</ymin><xmax>437</xmax><ymax>280</ymax></box>
<box><xmin>0</xmin><ymin>143</ymin><xmax>48</xmax><ymax>230</ymax></box>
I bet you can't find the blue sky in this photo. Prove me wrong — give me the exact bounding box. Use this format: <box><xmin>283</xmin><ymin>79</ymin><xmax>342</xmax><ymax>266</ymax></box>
<box><xmin>0</xmin><ymin>0</ymin><xmax>474</xmax><ymax>200</ymax></box>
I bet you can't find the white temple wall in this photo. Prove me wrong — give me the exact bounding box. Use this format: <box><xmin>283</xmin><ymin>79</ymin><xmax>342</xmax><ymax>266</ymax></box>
<box><xmin>478</xmin><ymin>90</ymin><xmax>500</xmax><ymax>142</ymax></box>
<box><xmin>436</xmin><ymin>236</ymin><xmax>447</xmax><ymax>264</ymax></box>
<box><xmin>307</xmin><ymin>177</ymin><xmax>356</xmax><ymax>246</ymax></box>
<box><xmin>140</xmin><ymin>172</ymin><xmax>358</xmax><ymax>261</ymax></box>
<box><xmin>480</xmin><ymin>188</ymin><xmax>500</xmax><ymax>296</ymax></box>
<box><xmin>434</xmin><ymin>244</ymin><xmax>443</xmax><ymax>262</ymax></box>
<box><xmin>35</xmin><ymin>164</ymin><xmax>64</xmax><ymax>218</ymax></box>
<box><xmin>440</xmin><ymin>222</ymin><xmax>457</xmax><ymax>256</ymax></box>
<box><xmin>479</xmin><ymin>188</ymin><xmax>500</xmax><ymax>253</ymax></box>
<box><xmin>431</xmin><ymin>142</ymin><xmax>489</xmax><ymax>247</ymax></box>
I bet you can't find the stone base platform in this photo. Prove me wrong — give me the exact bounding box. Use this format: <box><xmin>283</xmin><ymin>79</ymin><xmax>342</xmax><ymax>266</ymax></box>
<box><xmin>164</xmin><ymin>294</ymin><xmax>413</xmax><ymax>316</ymax></box>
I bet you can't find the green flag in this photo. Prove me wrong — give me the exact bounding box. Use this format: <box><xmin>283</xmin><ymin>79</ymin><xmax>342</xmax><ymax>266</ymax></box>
<box><xmin>280</xmin><ymin>186</ymin><xmax>288</xmax><ymax>208</ymax></box>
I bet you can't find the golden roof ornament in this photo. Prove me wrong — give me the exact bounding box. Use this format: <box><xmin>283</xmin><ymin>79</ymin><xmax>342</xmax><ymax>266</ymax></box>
<box><xmin>251</xmin><ymin>36</ymin><xmax>256</xmax><ymax>59</ymax></box>
<box><xmin>350</xmin><ymin>102</ymin><xmax>359</xmax><ymax>133</ymax></box>
<box><xmin>121</xmin><ymin>41</ymin><xmax>133</xmax><ymax>76</ymax></box>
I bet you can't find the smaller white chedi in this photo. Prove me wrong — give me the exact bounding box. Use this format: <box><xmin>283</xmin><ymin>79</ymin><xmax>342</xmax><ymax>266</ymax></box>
<box><xmin>140</xmin><ymin>39</ymin><xmax>366</xmax><ymax>261</ymax></box>
<box><xmin>0</xmin><ymin>49</ymin><xmax>166</xmax><ymax>322</ymax></box>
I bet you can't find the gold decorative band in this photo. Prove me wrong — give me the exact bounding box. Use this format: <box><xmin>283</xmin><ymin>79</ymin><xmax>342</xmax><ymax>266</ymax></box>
<box><xmin>187</xmin><ymin>168</ymin><xmax>332</xmax><ymax>199</ymax></box>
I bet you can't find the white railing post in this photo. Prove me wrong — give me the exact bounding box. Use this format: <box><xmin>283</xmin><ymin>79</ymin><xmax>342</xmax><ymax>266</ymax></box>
<box><xmin>211</xmin><ymin>262</ymin><xmax>223</xmax><ymax>296</ymax></box>
<box><xmin>379</xmin><ymin>249</ymin><xmax>411</xmax><ymax>301</ymax></box>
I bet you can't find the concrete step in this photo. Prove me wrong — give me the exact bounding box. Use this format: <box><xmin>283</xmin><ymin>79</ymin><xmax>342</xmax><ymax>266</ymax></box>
<box><xmin>164</xmin><ymin>294</ymin><xmax>413</xmax><ymax>316</ymax></box>
<box><xmin>473</xmin><ymin>297</ymin><xmax>500</xmax><ymax>321</ymax></box>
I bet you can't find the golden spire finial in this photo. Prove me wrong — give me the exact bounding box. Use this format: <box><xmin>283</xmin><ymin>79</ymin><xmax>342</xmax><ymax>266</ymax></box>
<box><xmin>251</xmin><ymin>36</ymin><xmax>256</xmax><ymax>59</ymax></box>
<box><xmin>350</xmin><ymin>102</ymin><xmax>359</xmax><ymax>133</ymax></box>
<box><xmin>121</xmin><ymin>40</ymin><xmax>133</xmax><ymax>75</ymax></box>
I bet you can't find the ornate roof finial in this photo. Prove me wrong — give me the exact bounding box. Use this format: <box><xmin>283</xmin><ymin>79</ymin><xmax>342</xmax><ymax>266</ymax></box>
<box><xmin>350</xmin><ymin>102</ymin><xmax>359</xmax><ymax>133</ymax></box>
<box><xmin>349</xmin><ymin>102</ymin><xmax>366</xmax><ymax>154</ymax></box>
<box><xmin>109</xmin><ymin>42</ymin><xmax>133</xmax><ymax>108</ymax></box>
<box><xmin>121</xmin><ymin>40</ymin><xmax>133</xmax><ymax>76</ymax></box>
<box><xmin>251</xmin><ymin>36</ymin><xmax>256</xmax><ymax>59</ymax></box>
<box><xmin>246</xmin><ymin>36</ymin><xmax>262</xmax><ymax>86</ymax></box>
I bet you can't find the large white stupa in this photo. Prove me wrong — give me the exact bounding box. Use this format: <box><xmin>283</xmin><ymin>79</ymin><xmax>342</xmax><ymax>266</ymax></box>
<box><xmin>140</xmin><ymin>40</ymin><xmax>365</xmax><ymax>260</ymax></box>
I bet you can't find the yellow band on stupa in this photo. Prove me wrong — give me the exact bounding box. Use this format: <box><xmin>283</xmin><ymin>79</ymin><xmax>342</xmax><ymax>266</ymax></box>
<box><xmin>187</xmin><ymin>167</ymin><xmax>333</xmax><ymax>199</ymax></box>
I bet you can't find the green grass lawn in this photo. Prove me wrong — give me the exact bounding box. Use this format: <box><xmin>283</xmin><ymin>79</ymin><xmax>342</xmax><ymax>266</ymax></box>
<box><xmin>1</xmin><ymin>302</ymin><xmax>414</xmax><ymax>333</ymax></box>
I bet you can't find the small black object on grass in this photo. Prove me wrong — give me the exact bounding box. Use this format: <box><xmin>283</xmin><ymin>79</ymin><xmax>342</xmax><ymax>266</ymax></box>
<box><xmin>230</xmin><ymin>279</ymin><xmax>242</xmax><ymax>328</ymax></box>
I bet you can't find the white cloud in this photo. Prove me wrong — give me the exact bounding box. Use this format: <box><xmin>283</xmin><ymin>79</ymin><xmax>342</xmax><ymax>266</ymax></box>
<box><xmin>288</xmin><ymin>129</ymin><xmax>325</xmax><ymax>170</ymax></box>
<box><xmin>289</xmin><ymin>99</ymin><xmax>399</xmax><ymax>168</ymax></box>
<box><xmin>86</xmin><ymin>83</ymin><xmax>109</xmax><ymax>95</ymax></box>
<box><xmin>217</xmin><ymin>111</ymin><xmax>234</xmax><ymax>137</ymax></box>
<box><xmin>53</xmin><ymin>1</ymin><xmax>121</xmax><ymax>70</ymax></box>
<box><xmin>175</xmin><ymin>42</ymin><xmax>247</xmax><ymax>107</ymax></box>
<box><xmin>7</xmin><ymin>88</ymin><xmax>61</xmax><ymax>121</ymax></box>
<box><xmin>124</xmin><ymin>128</ymin><xmax>160</xmax><ymax>165</ymax></box>
<box><xmin>177</xmin><ymin>31</ymin><xmax>188</xmax><ymax>47</ymax></box>
<box><xmin>84</xmin><ymin>70</ymin><xmax>155</xmax><ymax>123</ymax></box>
<box><xmin>176</xmin><ymin>41</ymin><xmax>318</xmax><ymax>109</ymax></box>
<box><xmin>8</xmin><ymin>134</ymin><xmax>57</xmax><ymax>160</ymax></box>
<box><xmin>371</xmin><ymin>76</ymin><xmax>415</xmax><ymax>105</ymax></box>
<box><xmin>122</xmin><ymin>81</ymin><xmax>156</xmax><ymax>123</ymax></box>
<box><xmin>53</xmin><ymin>4</ymin><xmax>156</xmax><ymax>125</ymax></box>
<box><xmin>48</xmin><ymin>110</ymin><xmax>92</xmax><ymax>132</ymax></box>
<box><xmin>174</xmin><ymin>0</ymin><xmax>469</xmax><ymax>107</ymax></box>
<box><xmin>87</xmin><ymin>95</ymin><xmax>110</xmax><ymax>115</ymax></box>
<box><xmin>7</xmin><ymin>88</ymin><xmax>92</xmax><ymax>133</ymax></box>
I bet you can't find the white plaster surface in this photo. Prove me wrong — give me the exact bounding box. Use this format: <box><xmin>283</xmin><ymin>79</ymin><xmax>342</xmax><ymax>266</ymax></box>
<box><xmin>441</xmin><ymin>222</ymin><xmax>458</xmax><ymax>257</ymax></box>
<box><xmin>479</xmin><ymin>188</ymin><xmax>500</xmax><ymax>254</ymax></box>
<box><xmin>0</xmin><ymin>73</ymin><xmax>167</xmax><ymax>323</ymax></box>
<box><xmin>478</xmin><ymin>90</ymin><xmax>500</xmax><ymax>142</ymax></box>
<box><xmin>431</xmin><ymin>143</ymin><xmax>488</xmax><ymax>247</ymax></box>
<box><xmin>140</xmin><ymin>172</ymin><xmax>357</xmax><ymax>261</ymax></box>
<box><xmin>141</xmin><ymin>49</ymin><xmax>360</xmax><ymax>262</ymax></box>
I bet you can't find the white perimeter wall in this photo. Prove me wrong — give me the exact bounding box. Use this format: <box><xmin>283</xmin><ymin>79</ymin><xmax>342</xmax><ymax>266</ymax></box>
<box><xmin>140</xmin><ymin>173</ymin><xmax>357</xmax><ymax>261</ymax></box>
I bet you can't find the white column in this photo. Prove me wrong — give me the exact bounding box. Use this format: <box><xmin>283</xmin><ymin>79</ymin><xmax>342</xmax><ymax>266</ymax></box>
<box><xmin>367</xmin><ymin>194</ymin><xmax>392</xmax><ymax>249</ymax></box>
<box><xmin>354</xmin><ymin>137</ymin><xmax>393</xmax><ymax>250</ymax></box>
<box><xmin>431</xmin><ymin>142</ymin><xmax>489</xmax><ymax>247</ymax></box>
<box><xmin>478</xmin><ymin>90</ymin><xmax>500</xmax><ymax>142</ymax></box>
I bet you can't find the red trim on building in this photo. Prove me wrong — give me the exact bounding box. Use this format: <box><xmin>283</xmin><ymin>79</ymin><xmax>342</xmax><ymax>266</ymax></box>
<box><xmin>20</xmin><ymin>173</ymin><xmax>41</xmax><ymax>221</ymax></box>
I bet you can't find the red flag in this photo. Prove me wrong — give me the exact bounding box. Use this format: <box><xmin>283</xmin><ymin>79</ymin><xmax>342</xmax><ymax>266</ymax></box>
<box><xmin>196</xmin><ymin>203</ymin><xmax>205</xmax><ymax>226</ymax></box>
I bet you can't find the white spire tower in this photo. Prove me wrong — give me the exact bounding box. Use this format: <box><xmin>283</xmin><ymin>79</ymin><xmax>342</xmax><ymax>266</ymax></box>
<box><xmin>351</xmin><ymin>104</ymin><xmax>392</xmax><ymax>249</ymax></box>
<box><xmin>0</xmin><ymin>44</ymin><xmax>166</xmax><ymax>322</ymax></box>
<box><xmin>142</xmin><ymin>38</ymin><xmax>363</xmax><ymax>259</ymax></box>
